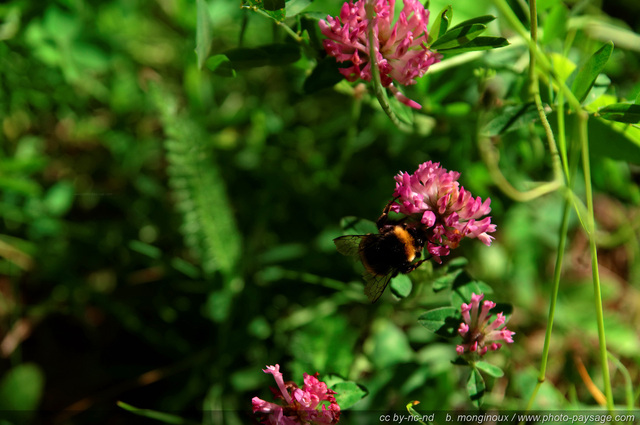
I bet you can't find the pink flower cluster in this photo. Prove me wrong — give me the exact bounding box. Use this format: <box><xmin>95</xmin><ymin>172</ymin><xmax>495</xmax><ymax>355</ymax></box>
<box><xmin>252</xmin><ymin>365</ymin><xmax>341</xmax><ymax>425</ymax></box>
<box><xmin>319</xmin><ymin>0</ymin><xmax>441</xmax><ymax>109</ymax></box>
<box><xmin>392</xmin><ymin>161</ymin><xmax>496</xmax><ymax>262</ymax></box>
<box><xmin>456</xmin><ymin>293</ymin><xmax>515</xmax><ymax>356</ymax></box>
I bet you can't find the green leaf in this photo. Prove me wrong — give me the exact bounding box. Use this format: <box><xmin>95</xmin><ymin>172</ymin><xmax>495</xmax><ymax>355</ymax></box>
<box><xmin>0</xmin><ymin>176</ymin><xmax>42</xmax><ymax>196</ymax></box>
<box><xmin>129</xmin><ymin>240</ymin><xmax>162</xmax><ymax>259</ymax></box>
<box><xmin>264</xmin><ymin>0</ymin><xmax>285</xmax><ymax>11</ymax></box>
<box><xmin>303</xmin><ymin>57</ymin><xmax>345</xmax><ymax>94</ymax></box>
<box><xmin>475</xmin><ymin>361</ymin><xmax>504</xmax><ymax>378</ymax></box>
<box><xmin>286</xmin><ymin>0</ymin><xmax>313</xmax><ymax>17</ymax></box>
<box><xmin>450</xmin><ymin>279</ymin><xmax>493</xmax><ymax>309</ymax></box>
<box><xmin>368</xmin><ymin>319</ymin><xmax>413</xmax><ymax>368</ymax></box>
<box><xmin>467</xmin><ymin>368</ymin><xmax>485</xmax><ymax>408</ymax></box>
<box><xmin>118</xmin><ymin>401</ymin><xmax>199</xmax><ymax>425</ymax></box>
<box><xmin>390</xmin><ymin>274</ymin><xmax>412</xmax><ymax>298</ymax></box>
<box><xmin>589</xmin><ymin>117</ymin><xmax>640</xmax><ymax>165</ymax></box>
<box><xmin>450</xmin><ymin>15</ymin><xmax>496</xmax><ymax>30</ymax></box>
<box><xmin>0</xmin><ymin>364</ymin><xmax>44</xmax><ymax>414</ymax></box>
<box><xmin>339</xmin><ymin>216</ymin><xmax>377</xmax><ymax>235</ymax></box>
<box><xmin>387</xmin><ymin>87</ymin><xmax>415</xmax><ymax>124</ymax></box>
<box><xmin>331</xmin><ymin>381</ymin><xmax>368</xmax><ymax>409</ymax></box>
<box><xmin>243</xmin><ymin>0</ymin><xmax>286</xmax><ymax>22</ymax></box>
<box><xmin>428</xmin><ymin>5</ymin><xmax>452</xmax><ymax>44</ymax></box>
<box><xmin>291</xmin><ymin>317</ymin><xmax>356</xmax><ymax>378</ymax></box>
<box><xmin>418</xmin><ymin>307</ymin><xmax>459</xmax><ymax>338</ymax></box>
<box><xmin>598</xmin><ymin>103</ymin><xmax>640</xmax><ymax>124</ymax></box>
<box><xmin>571</xmin><ymin>41</ymin><xmax>614</xmax><ymax>104</ymax></box>
<box><xmin>432</xmin><ymin>268</ymin><xmax>463</xmax><ymax>292</ymax></box>
<box><xmin>542</xmin><ymin>3</ymin><xmax>568</xmax><ymax>45</ymax></box>
<box><xmin>482</xmin><ymin>102</ymin><xmax>540</xmax><ymax>136</ymax></box>
<box><xmin>206</xmin><ymin>54</ymin><xmax>236</xmax><ymax>77</ymax></box>
<box><xmin>437</xmin><ymin>36</ymin><xmax>509</xmax><ymax>54</ymax></box>
<box><xmin>195</xmin><ymin>0</ymin><xmax>212</xmax><ymax>69</ymax></box>
<box><xmin>44</xmin><ymin>181</ymin><xmax>74</xmax><ymax>216</ymax></box>
<box><xmin>263</xmin><ymin>43</ymin><xmax>302</xmax><ymax>65</ymax></box>
<box><xmin>430</xmin><ymin>24</ymin><xmax>487</xmax><ymax>50</ymax></box>
<box><xmin>223</xmin><ymin>44</ymin><xmax>301</xmax><ymax>69</ymax></box>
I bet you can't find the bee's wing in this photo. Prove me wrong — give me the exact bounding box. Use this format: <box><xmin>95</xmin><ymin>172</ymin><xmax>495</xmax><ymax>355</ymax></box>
<box><xmin>363</xmin><ymin>269</ymin><xmax>394</xmax><ymax>303</ymax></box>
<box><xmin>333</xmin><ymin>235</ymin><xmax>365</xmax><ymax>257</ymax></box>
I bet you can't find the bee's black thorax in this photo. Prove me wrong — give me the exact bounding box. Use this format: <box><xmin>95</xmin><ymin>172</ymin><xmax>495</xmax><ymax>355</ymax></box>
<box><xmin>359</xmin><ymin>225</ymin><xmax>425</xmax><ymax>276</ymax></box>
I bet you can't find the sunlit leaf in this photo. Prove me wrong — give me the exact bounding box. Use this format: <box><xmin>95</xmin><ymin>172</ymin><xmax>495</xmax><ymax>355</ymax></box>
<box><xmin>598</xmin><ymin>103</ymin><xmax>640</xmax><ymax>124</ymax></box>
<box><xmin>542</xmin><ymin>3</ymin><xmax>568</xmax><ymax>45</ymax></box>
<box><xmin>476</xmin><ymin>361</ymin><xmax>504</xmax><ymax>378</ymax></box>
<box><xmin>331</xmin><ymin>381</ymin><xmax>368</xmax><ymax>409</ymax></box>
<box><xmin>390</xmin><ymin>274</ymin><xmax>412</xmax><ymax>298</ymax></box>
<box><xmin>206</xmin><ymin>54</ymin><xmax>236</xmax><ymax>77</ymax></box>
<box><xmin>195</xmin><ymin>0</ymin><xmax>212</xmax><ymax>69</ymax></box>
<box><xmin>571</xmin><ymin>41</ymin><xmax>614</xmax><ymax>104</ymax></box>
<box><xmin>428</xmin><ymin>5</ymin><xmax>452</xmax><ymax>44</ymax></box>
<box><xmin>286</xmin><ymin>0</ymin><xmax>314</xmax><ymax>17</ymax></box>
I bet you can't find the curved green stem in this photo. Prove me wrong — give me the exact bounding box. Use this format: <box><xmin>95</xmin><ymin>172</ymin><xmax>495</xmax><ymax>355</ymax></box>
<box><xmin>580</xmin><ymin>112</ymin><xmax>614</xmax><ymax>411</ymax></box>
<box><xmin>494</xmin><ymin>0</ymin><xmax>614</xmax><ymax>411</ymax></box>
<box><xmin>365</xmin><ymin>2</ymin><xmax>413</xmax><ymax>132</ymax></box>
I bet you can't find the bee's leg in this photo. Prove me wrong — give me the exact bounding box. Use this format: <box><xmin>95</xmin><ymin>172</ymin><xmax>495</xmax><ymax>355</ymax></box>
<box><xmin>402</xmin><ymin>258</ymin><xmax>428</xmax><ymax>273</ymax></box>
<box><xmin>376</xmin><ymin>196</ymin><xmax>400</xmax><ymax>229</ymax></box>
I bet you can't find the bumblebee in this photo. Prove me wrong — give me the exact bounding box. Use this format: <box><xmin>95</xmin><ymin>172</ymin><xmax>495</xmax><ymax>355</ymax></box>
<box><xmin>334</xmin><ymin>199</ymin><xmax>430</xmax><ymax>303</ymax></box>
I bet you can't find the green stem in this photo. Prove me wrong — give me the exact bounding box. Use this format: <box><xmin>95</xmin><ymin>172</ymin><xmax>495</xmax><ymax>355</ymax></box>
<box><xmin>525</xmin><ymin>197</ymin><xmax>570</xmax><ymax>412</ymax></box>
<box><xmin>528</xmin><ymin>0</ymin><xmax>564</xmax><ymax>186</ymax></box>
<box><xmin>490</xmin><ymin>0</ymin><xmax>583</xmax><ymax>113</ymax></box>
<box><xmin>607</xmin><ymin>351</ymin><xmax>634</xmax><ymax>411</ymax></box>
<box><xmin>365</xmin><ymin>2</ymin><xmax>413</xmax><ymax>132</ymax></box>
<box><xmin>478</xmin><ymin>0</ymin><xmax>563</xmax><ymax>203</ymax></box>
<box><xmin>242</xmin><ymin>6</ymin><xmax>303</xmax><ymax>42</ymax></box>
<box><xmin>580</xmin><ymin>111</ymin><xmax>614</xmax><ymax>411</ymax></box>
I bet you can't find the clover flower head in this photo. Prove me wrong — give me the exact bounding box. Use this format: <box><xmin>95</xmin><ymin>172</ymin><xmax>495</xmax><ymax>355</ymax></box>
<box><xmin>391</xmin><ymin>161</ymin><xmax>496</xmax><ymax>263</ymax></box>
<box><xmin>318</xmin><ymin>0</ymin><xmax>441</xmax><ymax>109</ymax></box>
<box><xmin>252</xmin><ymin>364</ymin><xmax>341</xmax><ymax>425</ymax></box>
<box><xmin>456</xmin><ymin>293</ymin><xmax>515</xmax><ymax>356</ymax></box>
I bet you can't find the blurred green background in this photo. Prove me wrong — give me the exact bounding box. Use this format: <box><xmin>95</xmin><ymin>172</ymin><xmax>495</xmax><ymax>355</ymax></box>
<box><xmin>1</xmin><ymin>0</ymin><xmax>640</xmax><ymax>424</ymax></box>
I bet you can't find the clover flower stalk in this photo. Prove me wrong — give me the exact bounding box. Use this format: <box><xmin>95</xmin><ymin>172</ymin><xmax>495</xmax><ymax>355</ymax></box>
<box><xmin>456</xmin><ymin>293</ymin><xmax>515</xmax><ymax>356</ymax></box>
<box><xmin>319</xmin><ymin>0</ymin><xmax>441</xmax><ymax>109</ymax></box>
<box><xmin>391</xmin><ymin>161</ymin><xmax>497</xmax><ymax>263</ymax></box>
<box><xmin>252</xmin><ymin>364</ymin><xmax>341</xmax><ymax>425</ymax></box>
